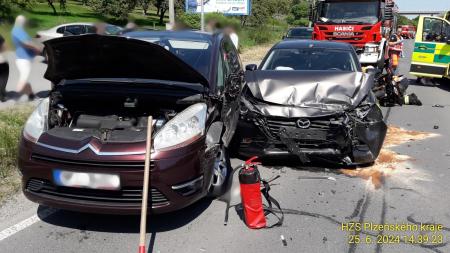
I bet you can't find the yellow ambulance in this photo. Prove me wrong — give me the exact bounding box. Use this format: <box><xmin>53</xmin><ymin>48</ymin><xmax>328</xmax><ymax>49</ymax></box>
<box><xmin>410</xmin><ymin>12</ymin><xmax>450</xmax><ymax>80</ymax></box>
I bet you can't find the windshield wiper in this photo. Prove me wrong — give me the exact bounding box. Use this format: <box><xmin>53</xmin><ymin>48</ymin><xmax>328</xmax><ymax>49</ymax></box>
<box><xmin>342</xmin><ymin>20</ymin><xmax>361</xmax><ymax>24</ymax></box>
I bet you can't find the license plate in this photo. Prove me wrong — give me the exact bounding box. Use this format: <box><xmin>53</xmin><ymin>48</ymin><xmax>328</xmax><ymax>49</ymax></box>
<box><xmin>53</xmin><ymin>170</ymin><xmax>120</xmax><ymax>190</ymax></box>
<box><xmin>283</xmin><ymin>128</ymin><xmax>327</xmax><ymax>140</ymax></box>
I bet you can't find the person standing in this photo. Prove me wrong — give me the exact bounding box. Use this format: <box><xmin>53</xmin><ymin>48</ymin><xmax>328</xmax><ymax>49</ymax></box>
<box><xmin>388</xmin><ymin>33</ymin><xmax>403</xmax><ymax>73</ymax></box>
<box><xmin>225</xmin><ymin>26</ymin><xmax>239</xmax><ymax>49</ymax></box>
<box><xmin>11</xmin><ymin>15</ymin><xmax>41</xmax><ymax>101</ymax></box>
<box><xmin>0</xmin><ymin>34</ymin><xmax>9</xmax><ymax>102</ymax></box>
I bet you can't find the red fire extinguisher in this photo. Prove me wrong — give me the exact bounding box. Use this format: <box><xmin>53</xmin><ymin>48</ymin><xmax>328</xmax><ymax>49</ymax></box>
<box><xmin>239</xmin><ymin>156</ymin><xmax>266</xmax><ymax>229</ymax></box>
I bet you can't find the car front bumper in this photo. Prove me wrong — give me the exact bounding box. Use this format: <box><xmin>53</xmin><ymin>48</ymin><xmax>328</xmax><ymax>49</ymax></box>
<box><xmin>236</xmin><ymin>109</ymin><xmax>387</xmax><ymax>165</ymax></box>
<box><xmin>18</xmin><ymin>136</ymin><xmax>215</xmax><ymax>215</ymax></box>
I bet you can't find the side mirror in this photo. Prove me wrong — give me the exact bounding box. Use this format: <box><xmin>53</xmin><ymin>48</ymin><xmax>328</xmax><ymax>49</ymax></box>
<box><xmin>227</xmin><ymin>73</ymin><xmax>241</xmax><ymax>85</ymax></box>
<box><xmin>245</xmin><ymin>64</ymin><xmax>257</xmax><ymax>71</ymax></box>
<box><xmin>447</xmin><ymin>39</ymin><xmax>450</xmax><ymax>44</ymax></box>
<box><xmin>226</xmin><ymin>74</ymin><xmax>242</xmax><ymax>97</ymax></box>
<box><xmin>282</xmin><ymin>35</ymin><xmax>286</xmax><ymax>40</ymax></box>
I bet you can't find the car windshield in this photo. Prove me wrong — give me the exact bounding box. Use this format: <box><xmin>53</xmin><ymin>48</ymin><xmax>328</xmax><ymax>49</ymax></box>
<box><xmin>261</xmin><ymin>48</ymin><xmax>358</xmax><ymax>72</ymax></box>
<box><xmin>288</xmin><ymin>29</ymin><xmax>312</xmax><ymax>37</ymax></box>
<box><xmin>318</xmin><ymin>1</ymin><xmax>380</xmax><ymax>24</ymax></box>
<box><xmin>137</xmin><ymin>37</ymin><xmax>212</xmax><ymax>78</ymax></box>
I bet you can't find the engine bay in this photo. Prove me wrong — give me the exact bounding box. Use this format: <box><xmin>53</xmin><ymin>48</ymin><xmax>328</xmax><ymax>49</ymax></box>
<box><xmin>45</xmin><ymin>82</ymin><xmax>198</xmax><ymax>143</ymax></box>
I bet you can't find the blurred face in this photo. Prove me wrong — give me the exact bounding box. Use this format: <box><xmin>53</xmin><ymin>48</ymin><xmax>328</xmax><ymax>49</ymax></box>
<box><xmin>95</xmin><ymin>23</ymin><xmax>106</xmax><ymax>34</ymax></box>
<box><xmin>15</xmin><ymin>15</ymin><xmax>27</xmax><ymax>27</ymax></box>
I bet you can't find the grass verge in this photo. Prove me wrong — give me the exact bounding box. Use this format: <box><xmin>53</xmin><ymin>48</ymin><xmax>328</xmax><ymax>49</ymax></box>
<box><xmin>0</xmin><ymin>105</ymin><xmax>33</xmax><ymax>203</ymax></box>
<box><xmin>240</xmin><ymin>43</ymin><xmax>273</xmax><ymax>64</ymax></box>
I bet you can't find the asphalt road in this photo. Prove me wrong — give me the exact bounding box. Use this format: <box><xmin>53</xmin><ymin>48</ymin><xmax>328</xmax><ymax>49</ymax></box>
<box><xmin>1</xmin><ymin>40</ymin><xmax>449</xmax><ymax>253</ymax></box>
<box><xmin>0</xmin><ymin>53</ymin><xmax>50</xmax><ymax>110</ymax></box>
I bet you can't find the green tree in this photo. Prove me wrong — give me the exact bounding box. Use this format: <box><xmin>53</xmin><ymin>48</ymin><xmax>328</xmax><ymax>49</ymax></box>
<box><xmin>397</xmin><ymin>15</ymin><xmax>412</xmax><ymax>26</ymax></box>
<box><xmin>289</xmin><ymin>0</ymin><xmax>309</xmax><ymax>25</ymax></box>
<box><xmin>46</xmin><ymin>0</ymin><xmax>67</xmax><ymax>15</ymax></box>
<box><xmin>411</xmin><ymin>16</ymin><xmax>419</xmax><ymax>27</ymax></box>
<box><xmin>0</xmin><ymin>0</ymin><xmax>33</xmax><ymax>20</ymax></box>
<box><xmin>88</xmin><ymin>0</ymin><xmax>138</xmax><ymax>20</ymax></box>
<box><xmin>139</xmin><ymin>0</ymin><xmax>153</xmax><ymax>15</ymax></box>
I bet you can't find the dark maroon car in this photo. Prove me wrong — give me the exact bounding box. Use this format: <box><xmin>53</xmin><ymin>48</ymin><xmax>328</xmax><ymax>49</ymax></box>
<box><xmin>18</xmin><ymin>31</ymin><xmax>243</xmax><ymax>214</ymax></box>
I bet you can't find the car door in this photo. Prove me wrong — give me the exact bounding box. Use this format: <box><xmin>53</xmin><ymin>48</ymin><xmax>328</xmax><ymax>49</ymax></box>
<box><xmin>218</xmin><ymin>37</ymin><xmax>243</xmax><ymax>147</ymax></box>
<box><xmin>410</xmin><ymin>16</ymin><xmax>450</xmax><ymax>78</ymax></box>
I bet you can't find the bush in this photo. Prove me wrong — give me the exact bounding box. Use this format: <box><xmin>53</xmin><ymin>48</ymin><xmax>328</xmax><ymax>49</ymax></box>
<box><xmin>248</xmin><ymin>28</ymin><xmax>273</xmax><ymax>44</ymax></box>
<box><xmin>177</xmin><ymin>12</ymin><xmax>201</xmax><ymax>29</ymax></box>
<box><xmin>239</xmin><ymin>24</ymin><xmax>286</xmax><ymax>50</ymax></box>
<box><xmin>292</xmin><ymin>18</ymin><xmax>309</xmax><ymax>27</ymax></box>
<box><xmin>0</xmin><ymin>105</ymin><xmax>33</xmax><ymax>201</ymax></box>
<box><xmin>176</xmin><ymin>12</ymin><xmax>241</xmax><ymax>30</ymax></box>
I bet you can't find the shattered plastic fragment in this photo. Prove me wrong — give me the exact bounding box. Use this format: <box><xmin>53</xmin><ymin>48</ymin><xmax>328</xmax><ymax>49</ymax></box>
<box><xmin>280</xmin><ymin>235</ymin><xmax>287</xmax><ymax>246</ymax></box>
<box><xmin>340</xmin><ymin>126</ymin><xmax>437</xmax><ymax>189</ymax></box>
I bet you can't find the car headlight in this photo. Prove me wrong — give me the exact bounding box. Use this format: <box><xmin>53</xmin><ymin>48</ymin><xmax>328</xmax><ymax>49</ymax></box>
<box><xmin>365</xmin><ymin>46</ymin><xmax>378</xmax><ymax>53</ymax></box>
<box><xmin>23</xmin><ymin>98</ymin><xmax>49</xmax><ymax>143</ymax></box>
<box><xmin>354</xmin><ymin>93</ymin><xmax>382</xmax><ymax>121</ymax></box>
<box><xmin>154</xmin><ymin>103</ymin><xmax>207</xmax><ymax>151</ymax></box>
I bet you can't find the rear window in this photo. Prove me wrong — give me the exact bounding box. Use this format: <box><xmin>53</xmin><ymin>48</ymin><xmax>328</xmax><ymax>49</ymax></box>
<box><xmin>288</xmin><ymin>29</ymin><xmax>312</xmax><ymax>37</ymax></box>
<box><xmin>137</xmin><ymin>37</ymin><xmax>212</xmax><ymax>78</ymax></box>
<box><xmin>261</xmin><ymin>48</ymin><xmax>358</xmax><ymax>72</ymax></box>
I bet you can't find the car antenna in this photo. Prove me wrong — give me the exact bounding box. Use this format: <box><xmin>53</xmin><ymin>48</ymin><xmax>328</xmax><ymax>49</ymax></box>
<box><xmin>138</xmin><ymin>116</ymin><xmax>153</xmax><ymax>253</ymax></box>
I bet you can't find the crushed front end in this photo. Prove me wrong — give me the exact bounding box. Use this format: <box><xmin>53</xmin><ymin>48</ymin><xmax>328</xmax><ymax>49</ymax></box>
<box><xmin>237</xmin><ymin>89</ymin><xmax>387</xmax><ymax>165</ymax></box>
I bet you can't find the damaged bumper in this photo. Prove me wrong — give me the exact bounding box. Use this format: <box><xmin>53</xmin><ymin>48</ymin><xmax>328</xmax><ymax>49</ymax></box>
<box><xmin>237</xmin><ymin>100</ymin><xmax>387</xmax><ymax>165</ymax></box>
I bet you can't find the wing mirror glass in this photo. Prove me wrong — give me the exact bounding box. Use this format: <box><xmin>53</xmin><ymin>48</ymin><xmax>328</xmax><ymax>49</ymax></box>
<box><xmin>245</xmin><ymin>64</ymin><xmax>257</xmax><ymax>71</ymax></box>
<box><xmin>226</xmin><ymin>73</ymin><xmax>241</xmax><ymax>96</ymax></box>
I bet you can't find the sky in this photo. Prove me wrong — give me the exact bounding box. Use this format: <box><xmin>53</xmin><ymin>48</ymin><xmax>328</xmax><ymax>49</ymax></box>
<box><xmin>395</xmin><ymin>0</ymin><xmax>450</xmax><ymax>12</ymax></box>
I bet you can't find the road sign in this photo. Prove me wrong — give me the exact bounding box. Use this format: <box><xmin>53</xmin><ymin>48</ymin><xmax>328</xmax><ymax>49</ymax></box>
<box><xmin>186</xmin><ymin>0</ymin><xmax>251</xmax><ymax>16</ymax></box>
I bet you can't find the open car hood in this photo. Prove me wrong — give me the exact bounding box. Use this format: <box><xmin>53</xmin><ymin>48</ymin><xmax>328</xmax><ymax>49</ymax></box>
<box><xmin>245</xmin><ymin>70</ymin><xmax>373</xmax><ymax>111</ymax></box>
<box><xmin>44</xmin><ymin>34</ymin><xmax>209</xmax><ymax>87</ymax></box>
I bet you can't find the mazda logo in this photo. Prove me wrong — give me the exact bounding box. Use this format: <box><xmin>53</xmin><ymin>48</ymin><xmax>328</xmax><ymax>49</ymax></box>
<box><xmin>296</xmin><ymin>118</ymin><xmax>311</xmax><ymax>129</ymax></box>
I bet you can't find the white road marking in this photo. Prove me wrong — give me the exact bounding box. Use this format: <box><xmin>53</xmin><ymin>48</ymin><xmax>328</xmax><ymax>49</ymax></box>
<box><xmin>0</xmin><ymin>208</ymin><xmax>56</xmax><ymax>242</ymax></box>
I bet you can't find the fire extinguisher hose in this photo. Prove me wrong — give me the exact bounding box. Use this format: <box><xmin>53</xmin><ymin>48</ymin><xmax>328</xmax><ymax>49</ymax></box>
<box><xmin>261</xmin><ymin>179</ymin><xmax>284</xmax><ymax>228</ymax></box>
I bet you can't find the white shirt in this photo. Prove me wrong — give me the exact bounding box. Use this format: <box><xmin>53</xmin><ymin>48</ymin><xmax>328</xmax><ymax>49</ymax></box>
<box><xmin>229</xmin><ymin>33</ymin><xmax>239</xmax><ymax>49</ymax></box>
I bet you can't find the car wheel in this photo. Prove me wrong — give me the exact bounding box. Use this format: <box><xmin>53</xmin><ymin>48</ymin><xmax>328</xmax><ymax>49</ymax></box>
<box><xmin>208</xmin><ymin>145</ymin><xmax>231</xmax><ymax>197</ymax></box>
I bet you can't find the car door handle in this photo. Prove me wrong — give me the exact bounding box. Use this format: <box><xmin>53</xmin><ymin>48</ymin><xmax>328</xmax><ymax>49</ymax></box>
<box><xmin>418</xmin><ymin>46</ymin><xmax>428</xmax><ymax>50</ymax></box>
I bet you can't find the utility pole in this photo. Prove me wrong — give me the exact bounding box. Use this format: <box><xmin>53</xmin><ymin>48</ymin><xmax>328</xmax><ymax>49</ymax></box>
<box><xmin>201</xmin><ymin>0</ymin><xmax>205</xmax><ymax>31</ymax></box>
<box><xmin>169</xmin><ymin>0</ymin><xmax>175</xmax><ymax>29</ymax></box>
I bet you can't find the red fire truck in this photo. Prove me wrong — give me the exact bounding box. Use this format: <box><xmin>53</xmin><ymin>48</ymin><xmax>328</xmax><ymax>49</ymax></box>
<box><xmin>309</xmin><ymin>0</ymin><xmax>398</xmax><ymax>69</ymax></box>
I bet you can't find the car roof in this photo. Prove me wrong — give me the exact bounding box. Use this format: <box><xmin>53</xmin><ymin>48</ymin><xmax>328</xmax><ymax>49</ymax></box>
<box><xmin>273</xmin><ymin>40</ymin><xmax>354</xmax><ymax>50</ymax></box>
<box><xmin>123</xmin><ymin>30</ymin><xmax>216</xmax><ymax>42</ymax></box>
<box><xmin>52</xmin><ymin>23</ymin><xmax>119</xmax><ymax>28</ymax></box>
<box><xmin>289</xmin><ymin>27</ymin><xmax>313</xmax><ymax>31</ymax></box>
<box><xmin>55</xmin><ymin>22</ymin><xmax>94</xmax><ymax>27</ymax></box>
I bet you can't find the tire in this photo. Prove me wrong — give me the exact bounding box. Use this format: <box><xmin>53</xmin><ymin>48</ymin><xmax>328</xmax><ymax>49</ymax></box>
<box><xmin>208</xmin><ymin>145</ymin><xmax>232</xmax><ymax>197</ymax></box>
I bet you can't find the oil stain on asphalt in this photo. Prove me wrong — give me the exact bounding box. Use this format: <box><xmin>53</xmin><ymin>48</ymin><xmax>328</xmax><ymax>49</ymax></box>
<box><xmin>340</xmin><ymin>125</ymin><xmax>438</xmax><ymax>189</ymax></box>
